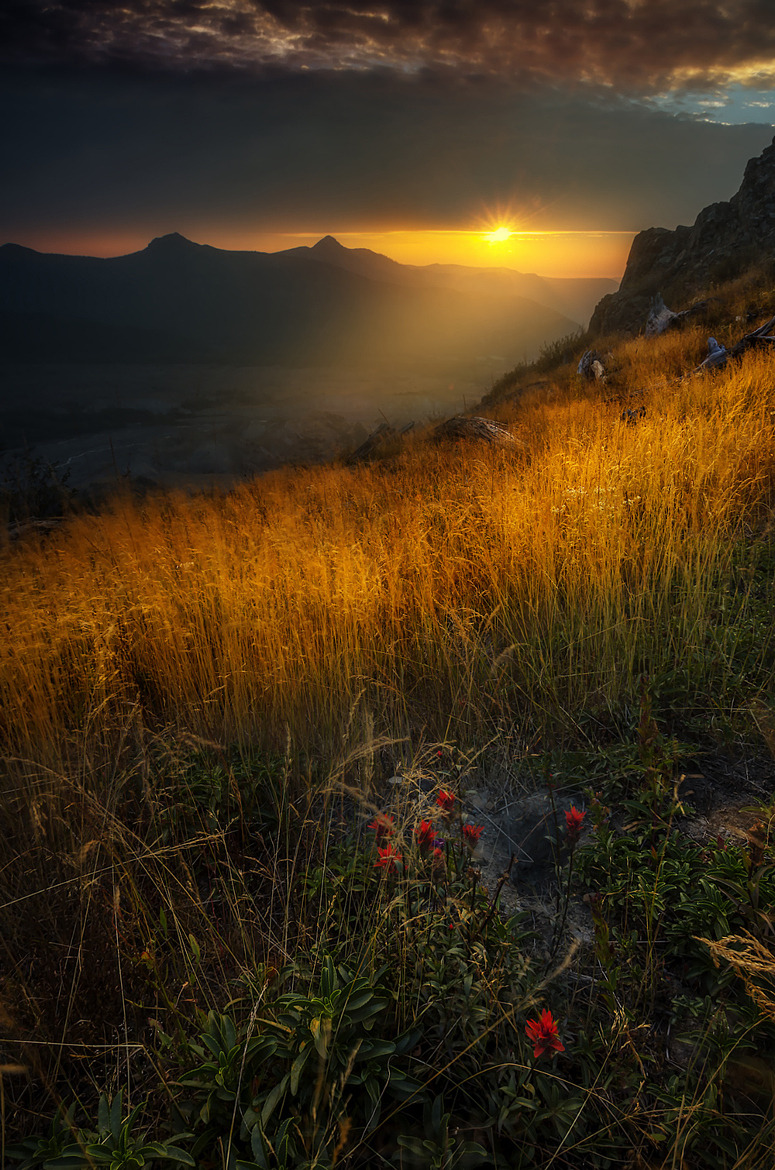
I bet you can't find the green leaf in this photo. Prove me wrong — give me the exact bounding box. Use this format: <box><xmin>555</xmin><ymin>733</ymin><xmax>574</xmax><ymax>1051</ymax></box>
<box><xmin>40</xmin><ymin>1155</ymin><xmax>92</xmax><ymax>1170</ymax></box>
<box><xmin>97</xmin><ymin>1096</ymin><xmax>110</xmax><ymax>1137</ymax></box>
<box><xmin>82</xmin><ymin>1146</ymin><xmax>114</xmax><ymax>1165</ymax></box>
<box><xmin>393</xmin><ymin>1027</ymin><xmax>422</xmax><ymax>1055</ymax></box>
<box><xmin>310</xmin><ymin>1017</ymin><xmax>330</xmax><ymax>1060</ymax></box>
<box><xmin>361</xmin><ymin>1076</ymin><xmax>383</xmax><ymax>1129</ymax></box>
<box><xmin>345</xmin><ymin>997</ymin><xmax>388</xmax><ymax>1024</ymax></box>
<box><xmin>354</xmin><ymin>1039</ymin><xmax>395</xmax><ymax>1061</ymax></box>
<box><xmin>320</xmin><ymin>956</ymin><xmax>336</xmax><ymax>999</ymax></box>
<box><xmin>289</xmin><ymin>1045</ymin><xmax>311</xmax><ymax>1096</ymax></box>
<box><xmin>342</xmin><ymin>989</ymin><xmax>373</xmax><ymax>1013</ymax></box>
<box><xmin>155</xmin><ymin>1144</ymin><xmax>195</xmax><ymax>1165</ymax></box>
<box><xmin>430</xmin><ymin>1093</ymin><xmax>445</xmax><ymax>1134</ymax></box>
<box><xmin>459</xmin><ymin>1140</ymin><xmax>489</xmax><ymax>1159</ymax></box>
<box><xmin>396</xmin><ymin>1136</ymin><xmax>425</xmax><ymax>1155</ymax></box>
<box><xmin>95</xmin><ymin>1093</ymin><xmax>124</xmax><ymax>1144</ymax></box>
<box><xmin>249</xmin><ymin>1124</ymin><xmax>269</xmax><ymax>1169</ymax></box>
<box><xmin>260</xmin><ymin>1073</ymin><xmax>289</xmax><ymax>1128</ymax></box>
<box><xmin>221</xmin><ymin>1015</ymin><xmax>237</xmax><ymax>1053</ymax></box>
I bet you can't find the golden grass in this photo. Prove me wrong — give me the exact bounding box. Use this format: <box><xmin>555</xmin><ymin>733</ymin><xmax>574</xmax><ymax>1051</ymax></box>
<box><xmin>699</xmin><ymin>931</ymin><xmax>775</xmax><ymax>1023</ymax></box>
<box><xmin>2</xmin><ymin>322</ymin><xmax>775</xmax><ymax>1163</ymax></box>
<box><xmin>1</xmin><ymin>343</ymin><xmax>774</xmax><ymax>775</ymax></box>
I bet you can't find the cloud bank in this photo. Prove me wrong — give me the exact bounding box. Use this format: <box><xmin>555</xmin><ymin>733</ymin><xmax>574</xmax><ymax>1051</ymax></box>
<box><xmin>2</xmin><ymin>65</ymin><xmax>771</xmax><ymax>246</ymax></box>
<box><xmin>4</xmin><ymin>1</ymin><xmax>775</xmax><ymax>93</ymax></box>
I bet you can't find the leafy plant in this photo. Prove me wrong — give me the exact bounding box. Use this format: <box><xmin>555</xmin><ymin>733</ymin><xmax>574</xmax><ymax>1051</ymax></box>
<box><xmin>8</xmin><ymin>1093</ymin><xmax>193</xmax><ymax>1170</ymax></box>
<box><xmin>395</xmin><ymin>1094</ymin><xmax>489</xmax><ymax>1168</ymax></box>
<box><xmin>178</xmin><ymin>959</ymin><xmax>419</xmax><ymax>1168</ymax></box>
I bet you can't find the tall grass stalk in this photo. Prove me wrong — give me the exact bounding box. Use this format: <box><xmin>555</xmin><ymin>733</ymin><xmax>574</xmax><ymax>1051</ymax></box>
<box><xmin>1</xmin><ymin>349</ymin><xmax>773</xmax><ymax>771</ymax></box>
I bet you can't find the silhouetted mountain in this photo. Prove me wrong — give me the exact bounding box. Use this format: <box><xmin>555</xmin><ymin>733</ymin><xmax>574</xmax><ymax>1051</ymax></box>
<box><xmin>591</xmin><ymin>135</ymin><xmax>775</xmax><ymax>335</ymax></box>
<box><xmin>285</xmin><ymin>237</ymin><xmax>616</xmax><ymax>326</ymax></box>
<box><xmin>0</xmin><ymin>234</ymin><xmax>582</xmax><ymax>367</ymax></box>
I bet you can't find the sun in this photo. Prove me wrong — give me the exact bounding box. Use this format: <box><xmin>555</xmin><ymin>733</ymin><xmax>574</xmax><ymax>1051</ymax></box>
<box><xmin>484</xmin><ymin>226</ymin><xmax>514</xmax><ymax>244</ymax></box>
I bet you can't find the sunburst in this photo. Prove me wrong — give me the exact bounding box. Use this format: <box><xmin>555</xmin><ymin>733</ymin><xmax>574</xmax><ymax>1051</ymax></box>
<box><xmin>484</xmin><ymin>226</ymin><xmax>514</xmax><ymax>244</ymax></box>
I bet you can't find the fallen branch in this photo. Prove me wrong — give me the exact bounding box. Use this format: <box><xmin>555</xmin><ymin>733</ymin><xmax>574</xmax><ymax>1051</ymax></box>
<box><xmin>693</xmin><ymin>336</ymin><xmax>728</xmax><ymax>374</ymax></box>
<box><xmin>645</xmin><ymin>294</ymin><xmax>709</xmax><ymax>337</ymax></box>
<box><xmin>6</xmin><ymin>517</ymin><xmax>64</xmax><ymax>541</ymax></box>
<box><xmin>347</xmin><ymin>420</ymin><xmax>414</xmax><ymax>464</ymax></box>
<box><xmin>577</xmin><ymin>350</ymin><xmax>606</xmax><ymax>380</ymax></box>
<box><xmin>729</xmin><ymin>313</ymin><xmax>775</xmax><ymax>358</ymax></box>
<box><xmin>433</xmin><ymin>416</ymin><xmax>524</xmax><ymax>448</ymax></box>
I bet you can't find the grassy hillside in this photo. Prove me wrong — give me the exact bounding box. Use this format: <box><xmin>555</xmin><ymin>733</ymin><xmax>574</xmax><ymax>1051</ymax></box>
<box><xmin>2</xmin><ymin>267</ymin><xmax>775</xmax><ymax>1168</ymax></box>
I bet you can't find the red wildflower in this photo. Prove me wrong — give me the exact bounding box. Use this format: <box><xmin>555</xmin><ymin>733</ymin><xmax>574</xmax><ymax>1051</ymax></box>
<box><xmin>374</xmin><ymin>844</ymin><xmax>402</xmax><ymax>874</ymax></box>
<box><xmin>431</xmin><ymin>846</ymin><xmax>446</xmax><ymax>876</ymax></box>
<box><xmin>525</xmin><ymin>1009</ymin><xmax>565</xmax><ymax>1059</ymax></box>
<box><xmin>368</xmin><ymin>814</ymin><xmax>395</xmax><ymax>843</ymax></box>
<box><xmin>416</xmin><ymin>819</ymin><xmax>437</xmax><ymax>852</ymax></box>
<box><xmin>564</xmin><ymin>806</ymin><xmax>586</xmax><ymax>844</ymax></box>
<box><xmin>462</xmin><ymin>823</ymin><xmax>483</xmax><ymax>848</ymax></box>
<box><xmin>436</xmin><ymin>790</ymin><xmax>455</xmax><ymax>813</ymax></box>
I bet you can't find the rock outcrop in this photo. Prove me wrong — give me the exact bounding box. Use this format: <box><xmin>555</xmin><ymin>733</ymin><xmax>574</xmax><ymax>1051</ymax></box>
<box><xmin>591</xmin><ymin>135</ymin><xmax>775</xmax><ymax>336</ymax></box>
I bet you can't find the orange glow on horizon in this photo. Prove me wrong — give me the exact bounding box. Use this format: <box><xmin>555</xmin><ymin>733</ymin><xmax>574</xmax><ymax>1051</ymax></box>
<box><xmin>8</xmin><ymin>226</ymin><xmax>635</xmax><ymax>280</ymax></box>
<box><xmin>254</xmin><ymin>228</ymin><xmax>635</xmax><ymax>279</ymax></box>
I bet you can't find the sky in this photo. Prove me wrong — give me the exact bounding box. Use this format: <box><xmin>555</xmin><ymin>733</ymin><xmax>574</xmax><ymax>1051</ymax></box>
<box><xmin>2</xmin><ymin>1</ymin><xmax>775</xmax><ymax>278</ymax></box>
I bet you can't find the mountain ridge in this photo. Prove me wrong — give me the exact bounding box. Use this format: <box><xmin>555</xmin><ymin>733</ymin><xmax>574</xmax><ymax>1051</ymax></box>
<box><xmin>280</xmin><ymin>234</ymin><xmax>616</xmax><ymax>324</ymax></box>
<box><xmin>0</xmin><ymin>233</ymin><xmax>595</xmax><ymax>367</ymax></box>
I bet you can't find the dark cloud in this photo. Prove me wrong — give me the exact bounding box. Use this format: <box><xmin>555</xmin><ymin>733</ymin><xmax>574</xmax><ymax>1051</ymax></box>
<box><xmin>3</xmin><ymin>1</ymin><xmax>775</xmax><ymax>93</ymax></box>
<box><xmin>1</xmin><ymin>67</ymin><xmax>771</xmax><ymax>244</ymax></box>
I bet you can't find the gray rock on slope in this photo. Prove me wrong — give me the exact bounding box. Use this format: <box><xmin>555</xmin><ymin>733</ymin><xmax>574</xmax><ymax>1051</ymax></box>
<box><xmin>591</xmin><ymin>136</ymin><xmax>775</xmax><ymax>336</ymax></box>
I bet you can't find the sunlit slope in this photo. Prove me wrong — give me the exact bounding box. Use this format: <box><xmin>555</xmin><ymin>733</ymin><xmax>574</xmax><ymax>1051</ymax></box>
<box><xmin>2</xmin><ymin>322</ymin><xmax>774</xmax><ymax>767</ymax></box>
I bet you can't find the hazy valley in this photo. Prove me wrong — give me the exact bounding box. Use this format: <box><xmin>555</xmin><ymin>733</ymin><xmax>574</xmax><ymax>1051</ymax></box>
<box><xmin>1</xmin><ymin>359</ymin><xmax>504</xmax><ymax>492</ymax></box>
<box><xmin>0</xmin><ymin>234</ymin><xmax>614</xmax><ymax>493</ymax></box>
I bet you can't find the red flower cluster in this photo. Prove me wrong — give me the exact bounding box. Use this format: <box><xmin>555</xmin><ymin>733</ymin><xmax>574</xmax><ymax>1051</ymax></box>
<box><xmin>374</xmin><ymin>844</ymin><xmax>402</xmax><ymax>873</ymax></box>
<box><xmin>416</xmin><ymin>819</ymin><xmax>437</xmax><ymax>852</ymax></box>
<box><xmin>436</xmin><ymin>790</ymin><xmax>455</xmax><ymax>813</ymax></box>
<box><xmin>525</xmin><ymin>1009</ymin><xmax>564</xmax><ymax>1058</ymax></box>
<box><xmin>368</xmin><ymin>814</ymin><xmax>395</xmax><ymax>843</ymax></box>
<box><xmin>564</xmin><ymin>805</ymin><xmax>586</xmax><ymax>844</ymax></box>
<box><xmin>462</xmin><ymin>823</ymin><xmax>483</xmax><ymax>848</ymax></box>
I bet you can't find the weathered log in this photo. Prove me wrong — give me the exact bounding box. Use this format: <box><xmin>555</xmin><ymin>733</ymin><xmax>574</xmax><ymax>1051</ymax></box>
<box><xmin>645</xmin><ymin>293</ymin><xmax>709</xmax><ymax>337</ymax></box>
<box><xmin>433</xmin><ymin>415</ymin><xmax>524</xmax><ymax>448</ymax></box>
<box><xmin>645</xmin><ymin>294</ymin><xmax>676</xmax><ymax>337</ymax></box>
<box><xmin>577</xmin><ymin>350</ymin><xmax>606</xmax><ymax>379</ymax></box>
<box><xmin>693</xmin><ymin>336</ymin><xmax>728</xmax><ymax>374</ymax></box>
<box><xmin>729</xmin><ymin>313</ymin><xmax>775</xmax><ymax>358</ymax></box>
<box><xmin>6</xmin><ymin>517</ymin><xmax>63</xmax><ymax>541</ymax></box>
<box><xmin>347</xmin><ymin>420</ymin><xmax>413</xmax><ymax>464</ymax></box>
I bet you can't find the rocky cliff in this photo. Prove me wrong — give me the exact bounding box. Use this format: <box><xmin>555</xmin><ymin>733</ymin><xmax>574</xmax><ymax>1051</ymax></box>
<box><xmin>590</xmin><ymin>135</ymin><xmax>775</xmax><ymax>336</ymax></box>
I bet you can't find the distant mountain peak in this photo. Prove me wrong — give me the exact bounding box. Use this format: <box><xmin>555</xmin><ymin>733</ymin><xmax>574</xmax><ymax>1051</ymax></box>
<box><xmin>0</xmin><ymin>241</ymin><xmax>36</xmax><ymax>255</ymax></box>
<box><xmin>310</xmin><ymin>235</ymin><xmax>346</xmax><ymax>253</ymax></box>
<box><xmin>146</xmin><ymin>232</ymin><xmax>200</xmax><ymax>253</ymax></box>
